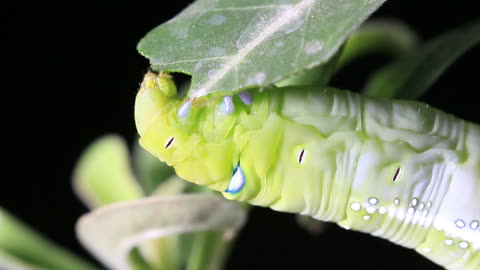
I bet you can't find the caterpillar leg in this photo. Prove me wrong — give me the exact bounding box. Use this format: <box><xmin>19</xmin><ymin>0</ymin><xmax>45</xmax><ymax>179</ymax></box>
<box><xmin>177</xmin><ymin>100</ymin><xmax>192</xmax><ymax>118</ymax></box>
<box><xmin>238</xmin><ymin>90</ymin><xmax>254</xmax><ymax>105</ymax></box>
<box><xmin>221</xmin><ymin>95</ymin><xmax>234</xmax><ymax>114</ymax></box>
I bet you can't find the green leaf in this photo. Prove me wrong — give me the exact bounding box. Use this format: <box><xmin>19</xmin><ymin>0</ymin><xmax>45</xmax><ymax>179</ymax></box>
<box><xmin>152</xmin><ymin>175</ymin><xmax>189</xmax><ymax>195</ymax></box>
<box><xmin>138</xmin><ymin>0</ymin><xmax>386</xmax><ymax>98</ymax></box>
<box><xmin>185</xmin><ymin>230</ymin><xmax>235</xmax><ymax>270</ymax></box>
<box><xmin>128</xmin><ymin>249</ymin><xmax>157</xmax><ymax>270</ymax></box>
<box><xmin>76</xmin><ymin>195</ymin><xmax>246</xmax><ymax>270</ymax></box>
<box><xmin>137</xmin><ymin>235</ymin><xmax>180</xmax><ymax>270</ymax></box>
<box><xmin>0</xmin><ymin>208</ymin><xmax>100</xmax><ymax>270</ymax></box>
<box><xmin>275</xmin><ymin>44</ymin><xmax>344</xmax><ymax>87</ymax></box>
<box><xmin>132</xmin><ymin>140</ymin><xmax>175</xmax><ymax>195</ymax></box>
<box><xmin>0</xmin><ymin>251</ymin><xmax>49</xmax><ymax>270</ymax></box>
<box><xmin>137</xmin><ymin>176</ymin><xmax>188</xmax><ymax>270</ymax></box>
<box><xmin>73</xmin><ymin>134</ymin><xmax>144</xmax><ymax>208</ymax></box>
<box><xmin>364</xmin><ymin>20</ymin><xmax>480</xmax><ymax>99</ymax></box>
<box><xmin>337</xmin><ymin>19</ymin><xmax>418</xmax><ymax>69</ymax></box>
<box><xmin>275</xmin><ymin>19</ymin><xmax>418</xmax><ymax>88</ymax></box>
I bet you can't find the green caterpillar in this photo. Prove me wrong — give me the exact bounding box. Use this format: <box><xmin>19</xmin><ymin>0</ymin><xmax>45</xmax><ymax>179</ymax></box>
<box><xmin>135</xmin><ymin>71</ymin><xmax>480</xmax><ymax>270</ymax></box>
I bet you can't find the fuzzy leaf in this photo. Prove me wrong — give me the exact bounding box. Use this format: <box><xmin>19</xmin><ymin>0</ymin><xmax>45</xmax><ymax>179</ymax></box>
<box><xmin>73</xmin><ymin>135</ymin><xmax>144</xmax><ymax>208</ymax></box>
<box><xmin>275</xmin><ymin>44</ymin><xmax>344</xmax><ymax>87</ymax></box>
<box><xmin>76</xmin><ymin>195</ymin><xmax>246</xmax><ymax>270</ymax></box>
<box><xmin>138</xmin><ymin>0</ymin><xmax>386</xmax><ymax>98</ymax></box>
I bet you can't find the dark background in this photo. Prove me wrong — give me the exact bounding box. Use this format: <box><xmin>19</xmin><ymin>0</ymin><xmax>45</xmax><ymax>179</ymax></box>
<box><xmin>10</xmin><ymin>1</ymin><xmax>479</xmax><ymax>270</ymax></box>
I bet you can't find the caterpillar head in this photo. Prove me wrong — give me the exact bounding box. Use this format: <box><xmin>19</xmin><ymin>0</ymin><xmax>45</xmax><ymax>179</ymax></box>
<box><xmin>135</xmin><ymin>72</ymin><xmax>178</xmax><ymax>137</ymax></box>
<box><xmin>135</xmin><ymin>72</ymin><xmax>238</xmax><ymax>192</ymax></box>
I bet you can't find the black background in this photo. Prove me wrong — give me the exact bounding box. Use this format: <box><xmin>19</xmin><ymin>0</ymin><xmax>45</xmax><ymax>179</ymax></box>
<box><xmin>11</xmin><ymin>1</ymin><xmax>480</xmax><ymax>270</ymax></box>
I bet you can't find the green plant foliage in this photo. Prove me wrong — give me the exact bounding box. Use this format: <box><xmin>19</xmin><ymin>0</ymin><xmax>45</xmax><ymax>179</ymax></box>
<box><xmin>76</xmin><ymin>195</ymin><xmax>246</xmax><ymax>270</ymax></box>
<box><xmin>275</xmin><ymin>44</ymin><xmax>344</xmax><ymax>87</ymax></box>
<box><xmin>364</xmin><ymin>20</ymin><xmax>480</xmax><ymax>99</ymax></box>
<box><xmin>73</xmin><ymin>134</ymin><xmax>144</xmax><ymax>208</ymax></box>
<box><xmin>337</xmin><ymin>19</ymin><xmax>419</xmax><ymax>69</ymax></box>
<box><xmin>138</xmin><ymin>0</ymin><xmax>386</xmax><ymax>98</ymax></box>
<box><xmin>185</xmin><ymin>230</ymin><xmax>233</xmax><ymax>270</ymax></box>
<box><xmin>276</xmin><ymin>19</ymin><xmax>418</xmax><ymax>89</ymax></box>
<box><xmin>72</xmin><ymin>134</ymin><xmax>246</xmax><ymax>270</ymax></box>
<box><xmin>0</xmin><ymin>250</ymin><xmax>50</xmax><ymax>270</ymax></box>
<box><xmin>0</xmin><ymin>208</ymin><xmax>100</xmax><ymax>270</ymax></box>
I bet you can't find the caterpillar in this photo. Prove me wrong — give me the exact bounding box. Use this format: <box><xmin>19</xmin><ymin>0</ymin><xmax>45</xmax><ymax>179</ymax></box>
<box><xmin>135</xmin><ymin>71</ymin><xmax>480</xmax><ymax>270</ymax></box>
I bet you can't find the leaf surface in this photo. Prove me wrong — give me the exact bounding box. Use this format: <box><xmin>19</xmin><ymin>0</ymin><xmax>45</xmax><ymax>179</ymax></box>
<box><xmin>138</xmin><ymin>0</ymin><xmax>386</xmax><ymax>97</ymax></box>
<box><xmin>364</xmin><ymin>20</ymin><xmax>480</xmax><ymax>99</ymax></box>
<box><xmin>76</xmin><ymin>195</ymin><xmax>246</xmax><ymax>270</ymax></box>
<box><xmin>0</xmin><ymin>208</ymin><xmax>99</xmax><ymax>270</ymax></box>
<box><xmin>73</xmin><ymin>135</ymin><xmax>144</xmax><ymax>208</ymax></box>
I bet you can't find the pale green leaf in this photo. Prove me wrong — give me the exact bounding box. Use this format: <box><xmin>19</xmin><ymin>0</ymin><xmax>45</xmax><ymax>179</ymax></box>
<box><xmin>337</xmin><ymin>18</ymin><xmax>418</xmax><ymax>69</ymax></box>
<box><xmin>137</xmin><ymin>176</ymin><xmax>188</xmax><ymax>270</ymax></box>
<box><xmin>364</xmin><ymin>20</ymin><xmax>480</xmax><ymax>99</ymax></box>
<box><xmin>275</xmin><ymin>19</ymin><xmax>418</xmax><ymax>88</ymax></box>
<box><xmin>275</xmin><ymin>43</ymin><xmax>344</xmax><ymax>87</ymax></box>
<box><xmin>0</xmin><ymin>251</ymin><xmax>49</xmax><ymax>270</ymax></box>
<box><xmin>73</xmin><ymin>135</ymin><xmax>144</xmax><ymax>208</ymax></box>
<box><xmin>185</xmin><ymin>231</ymin><xmax>235</xmax><ymax>270</ymax></box>
<box><xmin>138</xmin><ymin>0</ymin><xmax>386</xmax><ymax>98</ymax></box>
<box><xmin>76</xmin><ymin>195</ymin><xmax>246</xmax><ymax>270</ymax></box>
<box><xmin>0</xmin><ymin>208</ymin><xmax>99</xmax><ymax>270</ymax></box>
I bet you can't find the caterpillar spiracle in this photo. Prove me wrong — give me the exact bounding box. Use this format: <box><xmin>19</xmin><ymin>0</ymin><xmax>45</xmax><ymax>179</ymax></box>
<box><xmin>135</xmin><ymin>72</ymin><xmax>480</xmax><ymax>270</ymax></box>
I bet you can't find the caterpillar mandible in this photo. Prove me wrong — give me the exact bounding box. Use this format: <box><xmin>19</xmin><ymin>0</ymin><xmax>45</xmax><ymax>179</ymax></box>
<box><xmin>135</xmin><ymin>72</ymin><xmax>480</xmax><ymax>270</ymax></box>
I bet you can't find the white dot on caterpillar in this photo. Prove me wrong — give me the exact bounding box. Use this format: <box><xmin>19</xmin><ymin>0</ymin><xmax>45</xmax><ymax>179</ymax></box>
<box><xmin>177</xmin><ymin>100</ymin><xmax>192</xmax><ymax>118</ymax></box>
<box><xmin>455</xmin><ymin>219</ymin><xmax>466</xmax><ymax>228</ymax></box>
<box><xmin>368</xmin><ymin>197</ymin><xmax>378</xmax><ymax>205</ymax></box>
<box><xmin>297</xmin><ymin>149</ymin><xmax>306</xmax><ymax>164</ymax></box>
<box><xmin>426</xmin><ymin>201</ymin><xmax>432</xmax><ymax>208</ymax></box>
<box><xmin>366</xmin><ymin>206</ymin><xmax>376</xmax><ymax>214</ymax></box>
<box><xmin>165</xmin><ymin>137</ymin><xmax>175</xmax><ymax>149</ymax></box>
<box><xmin>422</xmin><ymin>247</ymin><xmax>431</xmax><ymax>253</ymax></box>
<box><xmin>444</xmin><ymin>239</ymin><xmax>454</xmax><ymax>246</ymax></box>
<box><xmin>350</xmin><ymin>202</ymin><xmax>361</xmax><ymax>211</ymax></box>
<box><xmin>418</xmin><ymin>202</ymin><xmax>425</xmax><ymax>210</ymax></box>
<box><xmin>363</xmin><ymin>215</ymin><xmax>371</xmax><ymax>221</ymax></box>
<box><xmin>392</xmin><ymin>167</ymin><xmax>402</xmax><ymax>182</ymax></box>
<box><xmin>238</xmin><ymin>90</ymin><xmax>253</xmax><ymax>105</ymax></box>
<box><xmin>459</xmin><ymin>242</ymin><xmax>469</xmax><ymax>249</ymax></box>
<box><xmin>411</xmin><ymin>198</ymin><xmax>418</xmax><ymax>207</ymax></box>
<box><xmin>394</xmin><ymin>198</ymin><xmax>400</xmax><ymax>205</ymax></box>
<box><xmin>221</xmin><ymin>95</ymin><xmax>234</xmax><ymax>114</ymax></box>
<box><xmin>379</xmin><ymin>207</ymin><xmax>388</xmax><ymax>214</ymax></box>
<box><xmin>471</xmin><ymin>220</ymin><xmax>479</xmax><ymax>230</ymax></box>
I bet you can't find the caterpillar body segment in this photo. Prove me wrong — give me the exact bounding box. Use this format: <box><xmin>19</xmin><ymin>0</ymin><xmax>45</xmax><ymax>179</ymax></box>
<box><xmin>135</xmin><ymin>72</ymin><xmax>480</xmax><ymax>269</ymax></box>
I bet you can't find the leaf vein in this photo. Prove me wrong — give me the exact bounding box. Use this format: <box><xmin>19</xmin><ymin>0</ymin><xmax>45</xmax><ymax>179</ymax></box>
<box><xmin>191</xmin><ymin>0</ymin><xmax>315</xmax><ymax>97</ymax></box>
<box><xmin>152</xmin><ymin>56</ymin><xmax>230</xmax><ymax>66</ymax></box>
<box><xmin>206</xmin><ymin>4</ymin><xmax>292</xmax><ymax>12</ymax></box>
<box><xmin>294</xmin><ymin>4</ymin><xmax>314</xmax><ymax>65</ymax></box>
